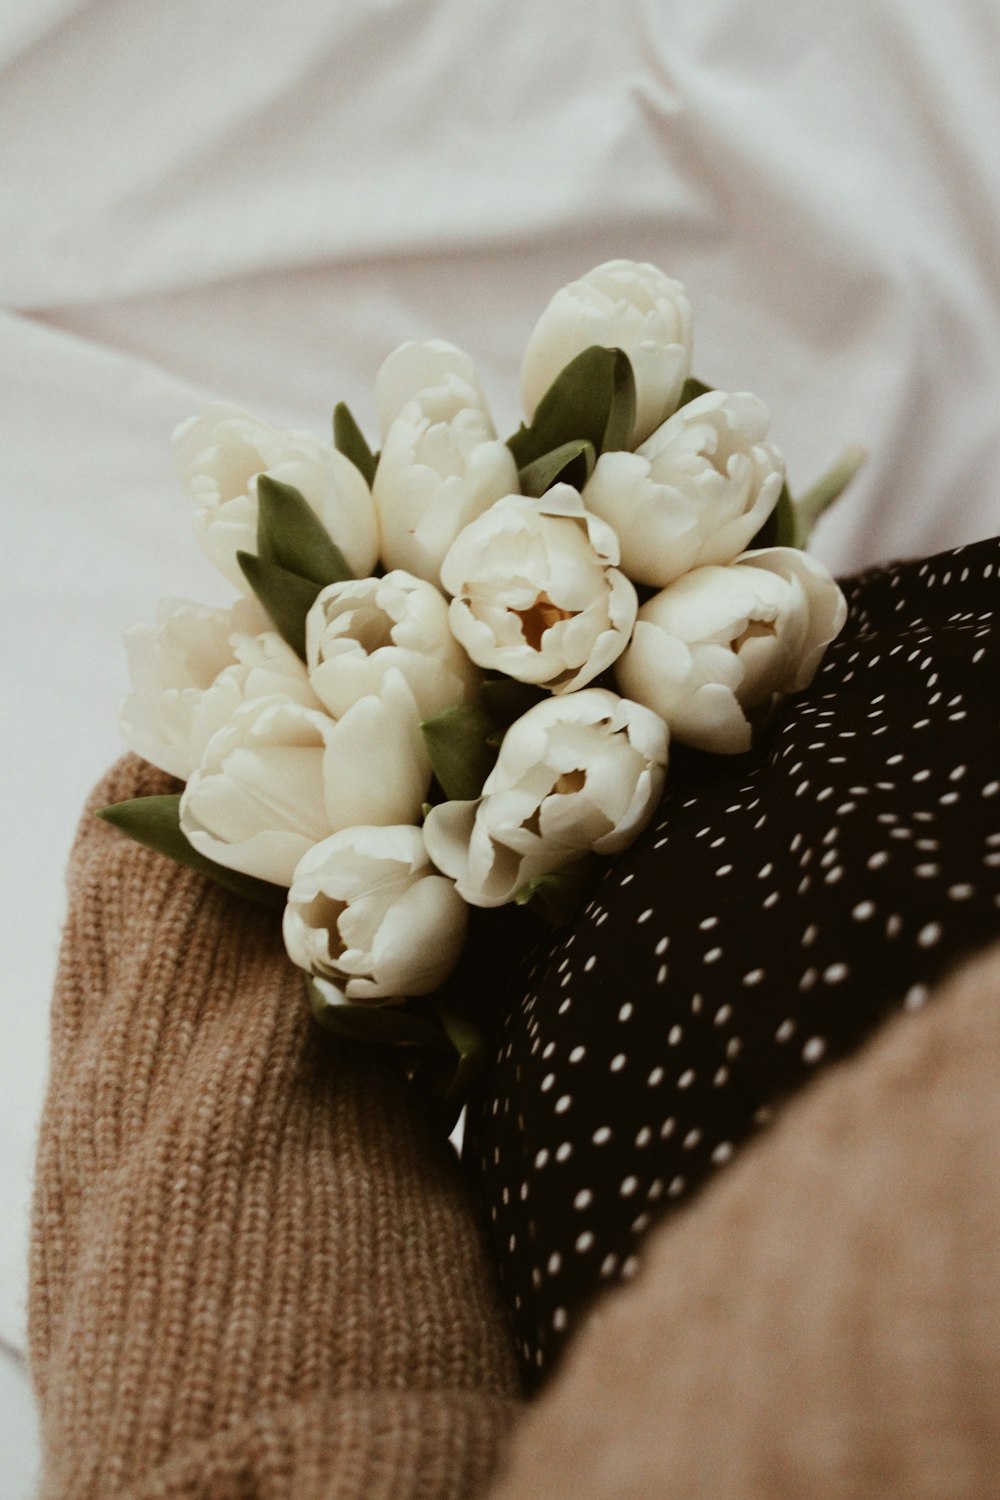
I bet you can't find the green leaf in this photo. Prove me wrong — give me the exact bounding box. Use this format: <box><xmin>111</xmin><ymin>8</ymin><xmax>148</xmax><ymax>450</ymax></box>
<box><xmin>237</xmin><ymin>550</ymin><xmax>323</xmax><ymax>660</ymax></box>
<box><xmin>421</xmin><ymin>703</ymin><xmax>498</xmax><ymax>801</ymax></box>
<box><xmin>514</xmin><ymin>856</ymin><xmax>598</xmax><ymax>924</ymax></box>
<box><xmin>308</xmin><ymin>979</ymin><xmax>453</xmax><ymax>1049</ymax></box>
<box><xmin>676</xmin><ymin>376</ymin><xmax>713</xmax><ymax>409</ymax></box>
<box><xmin>430</xmin><ymin>998</ymin><xmax>486</xmax><ymax>1109</ymax></box>
<box><xmin>97</xmin><ymin>795</ymin><xmax>286</xmax><ymax>908</ymax></box>
<box><xmin>333</xmin><ymin>401</ymin><xmax>378</xmax><ymax>486</ymax></box>
<box><xmin>601</xmin><ymin>351</ymin><xmax>637</xmax><ymax>452</ymax></box>
<box><xmin>507</xmin><ymin>346</ymin><xmax>633</xmax><ymax>468</ymax></box>
<box><xmin>256</xmin><ymin>475</ymin><xmax>354</xmax><ymax>587</ymax></box>
<box><xmin>792</xmin><ymin>444</ymin><xmax>867</xmax><ymax>548</ymax></box>
<box><xmin>479</xmin><ymin>677</ymin><xmax>547</xmax><ymax>728</ymax></box>
<box><xmin>518</xmin><ymin>439</ymin><xmax>596</xmax><ymax>498</ymax></box>
<box><xmin>770</xmin><ymin>481</ymin><xmax>797</xmax><ymax>548</ymax></box>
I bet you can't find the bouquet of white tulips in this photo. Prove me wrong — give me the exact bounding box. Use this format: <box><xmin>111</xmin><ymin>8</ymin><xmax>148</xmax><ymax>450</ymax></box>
<box><xmin>103</xmin><ymin>259</ymin><xmax>860</xmax><ymax>1126</ymax></box>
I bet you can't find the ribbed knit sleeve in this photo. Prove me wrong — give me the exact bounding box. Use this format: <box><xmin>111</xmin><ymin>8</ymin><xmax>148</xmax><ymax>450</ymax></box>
<box><xmin>29</xmin><ymin>755</ymin><xmax>522</xmax><ymax>1500</ymax></box>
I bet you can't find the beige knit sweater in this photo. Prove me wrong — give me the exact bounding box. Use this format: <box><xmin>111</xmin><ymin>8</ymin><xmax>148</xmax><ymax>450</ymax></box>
<box><xmin>30</xmin><ymin>755</ymin><xmax>1000</xmax><ymax>1498</ymax></box>
<box><xmin>30</xmin><ymin>756</ymin><xmax>522</xmax><ymax>1499</ymax></box>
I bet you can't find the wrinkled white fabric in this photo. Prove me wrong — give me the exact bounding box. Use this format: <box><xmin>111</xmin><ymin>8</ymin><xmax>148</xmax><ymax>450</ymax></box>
<box><xmin>3</xmin><ymin>0</ymin><xmax>1000</xmax><ymax>1404</ymax></box>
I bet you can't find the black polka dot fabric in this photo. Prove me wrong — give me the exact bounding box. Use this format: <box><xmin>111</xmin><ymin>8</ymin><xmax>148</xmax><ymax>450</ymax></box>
<box><xmin>463</xmin><ymin>535</ymin><xmax>1000</xmax><ymax>1390</ymax></box>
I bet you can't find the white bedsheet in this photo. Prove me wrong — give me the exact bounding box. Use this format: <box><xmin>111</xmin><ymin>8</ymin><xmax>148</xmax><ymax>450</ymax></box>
<box><xmin>2</xmin><ymin>0</ymin><xmax>998</xmax><ymax>1401</ymax></box>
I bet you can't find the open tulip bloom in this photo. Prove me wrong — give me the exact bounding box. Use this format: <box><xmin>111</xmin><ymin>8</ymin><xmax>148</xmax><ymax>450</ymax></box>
<box><xmin>101</xmin><ymin>259</ymin><xmax>862</xmax><ymax>1130</ymax></box>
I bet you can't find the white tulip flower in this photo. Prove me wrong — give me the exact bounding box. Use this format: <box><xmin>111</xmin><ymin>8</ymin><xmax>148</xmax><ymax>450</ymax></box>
<box><xmin>440</xmin><ymin>485</ymin><xmax>637</xmax><ymax>694</ymax></box>
<box><xmin>179</xmin><ymin>670</ymin><xmax>431</xmax><ymax>887</ymax></box>
<box><xmin>616</xmin><ymin>548</ymin><xmax>848</xmax><ymax>755</ymax></box>
<box><xmin>583</xmin><ymin>391</ymin><xmax>785</xmax><ymax>587</ymax></box>
<box><xmin>119</xmin><ymin>596</ymin><xmax>316</xmax><ymax>781</ymax></box>
<box><xmin>306</xmin><ymin>570</ymin><xmax>479</xmax><ymax>723</ymax></box>
<box><xmin>283</xmin><ymin>824</ymin><xmax>468</xmax><ymax>1000</ymax></box>
<box><xmin>374</xmin><ymin>338</ymin><xmax>488</xmax><ymax>437</ymax></box>
<box><xmin>173</xmin><ymin>403</ymin><xmax>379</xmax><ymax>592</ymax></box>
<box><xmin>520</xmin><ymin>259</ymin><xmax>693</xmax><ymax>446</ymax></box>
<box><xmin>423</xmin><ymin>689</ymin><xmax>668</xmax><ymax>908</ymax></box>
<box><xmin>374</xmin><ymin>378</ymin><xmax>519</xmax><ymax>584</ymax></box>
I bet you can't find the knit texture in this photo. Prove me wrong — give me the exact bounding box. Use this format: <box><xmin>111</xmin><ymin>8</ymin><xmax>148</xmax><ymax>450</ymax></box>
<box><xmin>29</xmin><ymin>755</ymin><xmax>522</xmax><ymax>1500</ymax></box>
<box><xmin>487</xmin><ymin>937</ymin><xmax>1000</xmax><ymax>1500</ymax></box>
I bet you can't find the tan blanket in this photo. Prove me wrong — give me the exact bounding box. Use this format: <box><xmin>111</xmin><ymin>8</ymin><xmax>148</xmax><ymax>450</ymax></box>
<box><xmin>29</xmin><ymin>756</ymin><xmax>1000</xmax><ymax>1497</ymax></box>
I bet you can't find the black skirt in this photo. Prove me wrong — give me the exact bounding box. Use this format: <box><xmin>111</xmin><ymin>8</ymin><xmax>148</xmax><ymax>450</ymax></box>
<box><xmin>463</xmin><ymin>533</ymin><xmax>1000</xmax><ymax>1390</ymax></box>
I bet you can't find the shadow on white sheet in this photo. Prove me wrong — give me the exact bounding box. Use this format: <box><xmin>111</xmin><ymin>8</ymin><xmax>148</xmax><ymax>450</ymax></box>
<box><xmin>0</xmin><ymin>1344</ymin><xmax>40</xmax><ymax>1500</ymax></box>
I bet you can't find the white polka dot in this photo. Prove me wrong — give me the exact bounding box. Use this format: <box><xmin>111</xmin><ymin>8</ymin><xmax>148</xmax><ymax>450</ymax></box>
<box><xmin>555</xmin><ymin>1094</ymin><xmax>572</xmax><ymax>1113</ymax></box>
<box><xmin>534</xmin><ymin>1149</ymin><xmax>549</xmax><ymax>1169</ymax></box>
<box><xmin>683</xmin><ymin>1128</ymin><xmax>702</xmax><ymax>1149</ymax></box>
<box><xmin>803</xmin><ymin>1036</ymin><xmax>828</xmax><ymax>1064</ymax></box>
<box><xmin>698</xmin><ymin>916</ymin><xmax>718</xmax><ymax>930</ymax></box>
<box><xmin>948</xmin><ymin>884</ymin><xmax>974</xmax><ymax>900</ymax></box>
<box><xmin>704</xmin><ymin>946</ymin><xmax>723</xmax><ymax>964</ymax></box>
<box><xmin>555</xmin><ymin>1142</ymin><xmax>573</xmax><ymax>1162</ymax></box>
<box><xmin>541</xmin><ymin>1073</ymin><xmax>555</xmax><ymax>1092</ymax></box>
<box><xmin>635</xmin><ymin>1126</ymin><xmax>652</xmax><ymax>1147</ymax></box>
<box><xmin>547</xmin><ymin>1251</ymin><xmax>562</xmax><ymax>1274</ymax></box>
<box><xmin>574</xmin><ymin>1188</ymin><xmax>593</xmax><ymax>1210</ymax></box>
<box><xmin>648</xmin><ymin>1067</ymin><xmax>665</xmax><ymax>1087</ymax></box>
<box><xmin>853</xmin><ymin>900</ymin><xmax>875</xmax><ymax>920</ymax></box>
<box><xmin>667</xmin><ymin>1175</ymin><xmax>687</xmax><ymax>1198</ymax></box>
<box><xmin>918</xmin><ymin>922</ymin><xmax>942</xmax><ymax>947</ymax></box>
<box><xmin>621</xmin><ymin>1254</ymin><xmax>640</xmax><ymax>1278</ymax></box>
<box><xmin>569</xmin><ymin>1045</ymin><xmax>586</xmax><ymax>1063</ymax></box>
<box><xmin>637</xmin><ymin>907</ymin><xmax>653</xmax><ymax>924</ymax></box>
<box><xmin>620</xmin><ymin>1175</ymin><xmax>640</xmax><ymax>1197</ymax></box>
<box><xmin>610</xmin><ymin>1053</ymin><xmax>627</xmax><ymax>1072</ymax></box>
<box><xmin>659</xmin><ymin>1118</ymin><xmax>675</xmax><ymax>1139</ymax></box>
<box><xmin>655</xmin><ymin>935</ymin><xmax>670</xmax><ymax>955</ymax></box>
<box><xmin>592</xmin><ymin>1126</ymin><xmax>612</xmax><ymax>1145</ymax></box>
<box><xmin>823</xmin><ymin>962</ymin><xmax>849</xmax><ymax>984</ymax></box>
<box><xmin>668</xmin><ymin>1024</ymin><xmax>683</xmax><ymax>1045</ymax></box>
<box><xmin>552</xmin><ymin>1307</ymin><xmax>568</xmax><ymax>1331</ymax></box>
<box><xmin>743</xmin><ymin>968</ymin><xmax>765</xmax><ymax>986</ymax></box>
<box><xmin>678</xmin><ymin>1069</ymin><xmax>696</xmax><ymax>1089</ymax></box>
<box><xmin>618</xmin><ymin>1002</ymin><xmax>634</xmax><ymax>1022</ymax></box>
<box><xmin>600</xmin><ymin>1254</ymin><xmax>619</xmax><ymax>1278</ymax></box>
<box><xmin>711</xmin><ymin>1141</ymin><xmax>734</xmax><ymax>1164</ymax></box>
<box><xmin>904</xmin><ymin>984</ymin><xmax>929</xmax><ymax>1011</ymax></box>
<box><xmin>575</xmin><ymin>1231</ymin><xmax>595</xmax><ymax>1253</ymax></box>
<box><xmin>776</xmin><ymin>1018</ymin><xmax>796</xmax><ymax>1042</ymax></box>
